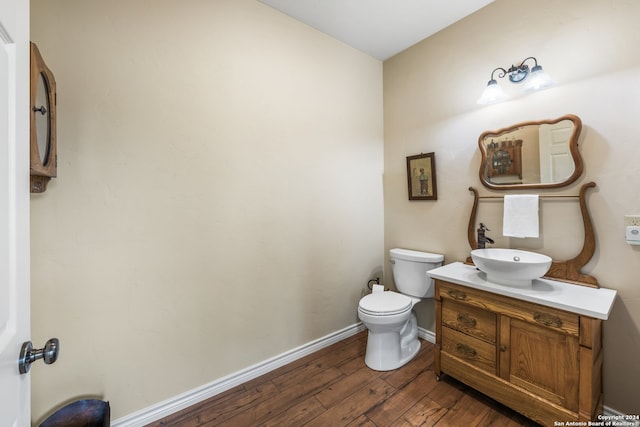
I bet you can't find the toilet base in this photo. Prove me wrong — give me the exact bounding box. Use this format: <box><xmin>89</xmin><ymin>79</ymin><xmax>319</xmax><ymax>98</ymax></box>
<box><xmin>363</xmin><ymin>313</ymin><xmax>421</xmax><ymax>371</ymax></box>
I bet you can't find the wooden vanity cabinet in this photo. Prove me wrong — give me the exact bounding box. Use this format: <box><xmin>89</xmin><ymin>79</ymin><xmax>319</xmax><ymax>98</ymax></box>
<box><xmin>435</xmin><ymin>280</ymin><xmax>603</xmax><ymax>425</ymax></box>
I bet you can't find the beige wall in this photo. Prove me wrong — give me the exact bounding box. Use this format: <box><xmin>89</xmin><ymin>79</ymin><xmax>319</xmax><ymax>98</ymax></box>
<box><xmin>384</xmin><ymin>0</ymin><xmax>640</xmax><ymax>415</ymax></box>
<box><xmin>29</xmin><ymin>0</ymin><xmax>383</xmax><ymax>421</ymax></box>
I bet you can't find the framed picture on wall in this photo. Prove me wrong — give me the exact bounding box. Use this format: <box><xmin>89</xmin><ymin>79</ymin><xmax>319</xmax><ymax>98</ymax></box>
<box><xmin>406</xmin><ymin>152</ymin><xmax>437</xmax><ymax>200</ymax></box>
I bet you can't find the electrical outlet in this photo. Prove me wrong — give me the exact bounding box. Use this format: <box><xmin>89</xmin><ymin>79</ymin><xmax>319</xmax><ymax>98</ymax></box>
<box><xmin>624</xmin><ymin>215</ymin><xmax>640</xmax><ymax>226</ymax></box>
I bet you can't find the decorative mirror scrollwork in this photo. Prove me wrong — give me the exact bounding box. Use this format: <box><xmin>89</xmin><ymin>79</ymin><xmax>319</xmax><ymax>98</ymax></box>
<box><xmin>466</xmin><ymin>182</ymin><xmax>598</xmax><ymax>288</ymax></box>
<box><xmin>479</xmin><ymin>114</ymin><xmax>582</xmax><ymax>190</ymax></box>
<box><xmin>30</xmin><ymin>42</ymin><xmax>57</xmax><ymax>193</ymax></box>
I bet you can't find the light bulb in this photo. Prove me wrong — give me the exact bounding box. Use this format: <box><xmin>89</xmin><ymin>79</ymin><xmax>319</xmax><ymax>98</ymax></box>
<box><xmin>477</xmin><ymin>80</ymin><xmax>508</xmax><ymax>105</ymax></box>
<box><xmin>522</xmin><ymin>65</ymin><xmax>555</xmax><ymax>93</ymax></box>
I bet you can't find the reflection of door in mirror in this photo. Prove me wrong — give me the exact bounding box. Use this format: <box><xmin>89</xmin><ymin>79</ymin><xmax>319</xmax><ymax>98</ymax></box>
<box><xmin>478</xmin><ymin>115</ymin><xmax>583</xmax><ymax>190</ymax></box>
<box><xmin>30</xmin><ymin>42</ymin><xmax>57</xmax><ymax>193</ymax></box>
<box><xmin>539</xmin><ymin>120</ymin><xmax>574</xmax><ymax>184</ymax></box>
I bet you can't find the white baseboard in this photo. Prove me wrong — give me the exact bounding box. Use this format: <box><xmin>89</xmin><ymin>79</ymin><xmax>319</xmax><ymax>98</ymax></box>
<box><xmin>417</xmin><ymin>326</ymin><xmax>435</xmax><ymax>344</ymax></box>
<box><xmin>111</xmin><ymin>323</ymin><xmax>366</xmax><ymax>427</ymax></box>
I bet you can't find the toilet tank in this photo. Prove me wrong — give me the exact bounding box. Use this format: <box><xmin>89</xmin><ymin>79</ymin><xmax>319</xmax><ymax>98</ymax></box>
<box><xmin>389</xmin><ymin>248</ymin><xmax>444</xmax><ymax>298</ymax></box>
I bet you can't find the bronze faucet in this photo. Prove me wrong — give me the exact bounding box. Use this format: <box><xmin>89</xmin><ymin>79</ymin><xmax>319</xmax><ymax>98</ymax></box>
<box><xmin>477</xmin><ymin>223</ymin><xmax>495</xmax><ymax>249</ymax></box>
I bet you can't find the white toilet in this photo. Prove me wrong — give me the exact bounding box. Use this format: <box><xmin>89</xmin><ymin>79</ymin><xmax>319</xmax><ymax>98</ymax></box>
<box><xmin>358</xmin><ymin>248</ymin><xmax>444</xmax><ymax>371</ymax></box>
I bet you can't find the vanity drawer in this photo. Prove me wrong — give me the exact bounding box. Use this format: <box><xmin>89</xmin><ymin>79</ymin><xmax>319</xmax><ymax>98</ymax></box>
<box><xmin>441</xmin><ymin>327</ymin><xmax>496</xmax><ymax>374</ymax></box>
<box><xmin>442</xmin><ymin>299</ymin><xmax>496</xmax><ymax>344</ymax></box>
<box><xmin>437</xmin><ymin>281</ymin><xmax>579</xmax><ymax>337</ymax></box>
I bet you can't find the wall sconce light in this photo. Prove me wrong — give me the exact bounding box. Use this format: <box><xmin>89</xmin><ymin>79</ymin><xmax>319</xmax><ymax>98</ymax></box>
<box><xmin>477</xmin><ymin>56</ymin><xmax>555</xmax><ymax>105</ymax></box>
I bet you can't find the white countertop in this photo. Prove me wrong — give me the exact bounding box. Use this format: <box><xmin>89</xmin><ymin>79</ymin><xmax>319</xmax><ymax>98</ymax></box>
<box><xmin>427</xmin><ymin>262</ymin><xmax>617</xmax><ymax>320</ymax></box>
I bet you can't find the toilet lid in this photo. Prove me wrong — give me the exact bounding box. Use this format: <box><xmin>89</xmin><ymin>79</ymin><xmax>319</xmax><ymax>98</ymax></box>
<box><xmin>359</xmin><ymin>291</ymin><xmax>412</xmax><ymax>316</ymax></box>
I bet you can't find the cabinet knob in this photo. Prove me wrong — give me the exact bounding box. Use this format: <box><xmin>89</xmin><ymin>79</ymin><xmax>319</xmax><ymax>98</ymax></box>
<box><xmin>499</xmin><ymin>345</ymin><xmax>507</xmax><ymax>352</ymax></box>
<box><xmin>533</xmin><ymin>312</ymin><xmax>563</xmax><ymax>328</ymax></box>
<box><xmin>456</xmin><ymin>313</ymin><xmax>477</xmax><ymax>328</ymax></box>
<box><xmin>455</xmin><ymin>343</ymin><xmax>477</xmax><ymax>358</ymax></box>
<box><xmin>33</xmin><ymin>105</ymin><xmax>47</xmax><ymax>115</ymax></box>
<box><xmin>448</xmin><ymin>289</ymin><xmax>467</xmax><ymax>300</ymax></box>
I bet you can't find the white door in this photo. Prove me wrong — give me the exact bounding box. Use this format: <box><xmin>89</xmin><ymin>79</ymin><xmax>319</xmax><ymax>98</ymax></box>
<box><xmin>539</xmin><ymin>121</ymin><xmax>574</xmax><ymax>183</ymax></box>
<box><xmin>0</xmin><ymin>0</ymin><xmax>31</xmax><ymax>425</ymax></box>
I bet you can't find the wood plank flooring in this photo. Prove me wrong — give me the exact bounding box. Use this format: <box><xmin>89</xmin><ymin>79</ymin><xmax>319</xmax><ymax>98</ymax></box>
<box><xmin>147</xmin><ymin>331</ymin><xmax>541</xmax><ymax>426</ymax></box>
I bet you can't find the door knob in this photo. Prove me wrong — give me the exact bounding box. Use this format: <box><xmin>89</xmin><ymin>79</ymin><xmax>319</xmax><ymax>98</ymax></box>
<box><xmin>18</xmin><ymin>338</ymin><xmax>60</xmax><ymax>374</ymax></box>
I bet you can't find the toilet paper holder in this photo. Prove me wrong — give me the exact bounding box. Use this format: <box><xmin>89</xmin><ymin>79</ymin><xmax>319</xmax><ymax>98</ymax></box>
<box><xmin>367</xmin><ymin>277</ymin><xmax>388</xmax><ymax>292</ymax></box>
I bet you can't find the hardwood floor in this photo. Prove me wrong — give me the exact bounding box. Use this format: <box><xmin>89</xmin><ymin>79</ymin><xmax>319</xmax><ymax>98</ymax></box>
<box><xmin>147</xmin><ymin>331</ymin><xmax>541</xmax><ymax>426</ymax></box>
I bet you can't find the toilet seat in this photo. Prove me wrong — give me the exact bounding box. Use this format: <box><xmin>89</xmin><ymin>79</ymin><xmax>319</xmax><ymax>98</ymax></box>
<box><xmin>358</xmin><ymin>291</ymin><xmax>412</xmax><ymax>316</ymax></box>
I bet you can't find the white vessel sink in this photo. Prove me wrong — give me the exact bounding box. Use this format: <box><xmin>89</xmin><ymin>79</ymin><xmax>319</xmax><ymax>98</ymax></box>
<box><xmin>471</xmin><ymin>248</ymin><xmax>552</xmax><ymax>287</ymax></box>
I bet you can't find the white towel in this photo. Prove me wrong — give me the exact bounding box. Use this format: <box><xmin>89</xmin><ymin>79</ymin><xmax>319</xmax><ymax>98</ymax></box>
<box><xmin>503</xmin><ymin>195</ymin><xmax>539</xmax><ymax>238</ymax></box>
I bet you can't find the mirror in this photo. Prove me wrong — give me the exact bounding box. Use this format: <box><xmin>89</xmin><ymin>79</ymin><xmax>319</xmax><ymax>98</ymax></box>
<box><xmin>34</xmin><ymin>73</ymin><xmax>50</xmax><ymax>165</ymax></box>
<box><xmin>478</xmin><ymin>114</ymin><xmax>583</xmax><ymax>190</ymax></box>
<box><xmin>30</xmin><ymin>42</ymin><xmax>57</xmax><ymax>193</ymax></box>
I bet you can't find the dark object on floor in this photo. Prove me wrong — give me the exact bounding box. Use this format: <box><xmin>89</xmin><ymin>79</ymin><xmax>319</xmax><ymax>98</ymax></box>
<box><xmin>40</xmin><ymin>399</ymin><xmax>110</xmax><ymax>427</ymax></box>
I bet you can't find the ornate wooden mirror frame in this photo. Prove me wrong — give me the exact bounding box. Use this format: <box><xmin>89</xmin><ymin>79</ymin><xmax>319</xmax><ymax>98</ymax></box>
<box><xmin>478</xmin><ymin>114</ymin><xmax>583</xmax><ymax>190</ymax></box>
<box><xmin>30</xmin><ymin>42</ymin><xmax>57</xmax><ymax>193</ymax></box>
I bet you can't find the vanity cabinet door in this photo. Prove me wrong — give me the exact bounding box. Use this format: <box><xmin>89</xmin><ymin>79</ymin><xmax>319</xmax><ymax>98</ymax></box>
<box><xmin>502</xmin><ymin>317</ymin><xmax>580</xmax><ymax>412</ymax></box>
